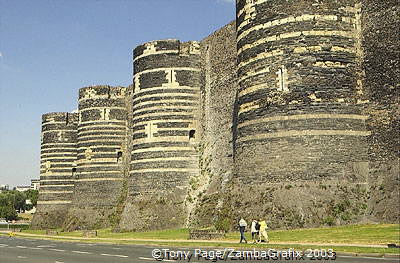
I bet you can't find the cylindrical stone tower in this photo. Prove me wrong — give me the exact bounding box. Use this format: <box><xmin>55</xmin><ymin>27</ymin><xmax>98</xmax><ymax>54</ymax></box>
<box><xmin>232</xmin><ymin>0</ymin><xmax>370</xmax><ymax>228</ymax></box>
<box><xmin>119</xmin><ymin>40</ymin><xmax>201</xmax><ymax>230</ymax></box>
<box><xmin>32</xmin><ymin>112</ymin><xmax>78</xmax><ymax>229</ymax></box>
<box><xmin>66</xmin><ymin>85</ymin><xmax>128</xmax><ymax>229</ymax></box>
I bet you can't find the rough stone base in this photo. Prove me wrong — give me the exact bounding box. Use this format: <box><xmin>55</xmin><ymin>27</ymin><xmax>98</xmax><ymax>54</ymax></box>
<box><xmin>367</xmin><ymin>160</ymin><xmax>400</xmax><ymax>223</ymax></box>
<box><xmin>194</xmin><ymin>180</ymin><xmax>375</xmax><ymax>231</ymax></box>
<box><xmin>191</xmin><ymin>192</ymin><xmax>223</xmax><ymax>229</ymax></box>
<box><xmin>118</xmin><ymin>192</ymin><xmax>188</xmax><ymax>231</ymax></box>
<box><xmin>31</xmin><ymin>207</ymin><xmax>70</xmax><ymax>229</ymax></box>
<box><xmin>63</xmin><ymin>207</ymin><xmax>117</xmax><ymax>231</ymax></box>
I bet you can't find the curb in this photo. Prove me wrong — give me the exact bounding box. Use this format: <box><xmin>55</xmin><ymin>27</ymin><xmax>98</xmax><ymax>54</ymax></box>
<box><xmin>359</xmin><ymin>253</ymin><xmax>385</xmax><ymax>257</ymax></box>
<box><xmin>384</xmin><ymin>254</ymin><xmax>400</xmax><ymax>259</ymax></box>
<box><xmin>337</xmin><ymin>252</ymin><xmax>400</xmax><ymax>259</ymax></box>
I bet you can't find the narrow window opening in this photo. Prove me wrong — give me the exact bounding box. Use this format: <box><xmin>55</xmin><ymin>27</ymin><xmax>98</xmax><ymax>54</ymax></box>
<box><xmin>117</xmin><ymin>151</ymin><xmax>123</xmax><ymax>163</ymax></box>
<box><xmin>189</xmin><ymin>130</ymin><xmax>196</xmax><ymax>139</ymax></box>
<box><xmin>278</xmin><ymin>68</ymin><xmax>284</xmax><ymax>91</ymax></box>
<box><xmin>276</xmin><ymin>65</ymin><xmax>288</xmax><ymax>92</ymax></box>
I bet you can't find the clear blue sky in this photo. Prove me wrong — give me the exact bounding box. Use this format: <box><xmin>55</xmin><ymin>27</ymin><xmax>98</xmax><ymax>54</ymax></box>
<box><xmin>0</xmin><ymin>0</ymin><xmax>235</xmax><ymax>187</ymax></box>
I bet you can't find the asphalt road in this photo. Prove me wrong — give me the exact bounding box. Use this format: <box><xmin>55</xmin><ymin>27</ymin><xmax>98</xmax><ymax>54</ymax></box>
<box><xmin>0</xmin><ymin>236</ymin><xmax>398</xmax><ymax>263</ymax></box>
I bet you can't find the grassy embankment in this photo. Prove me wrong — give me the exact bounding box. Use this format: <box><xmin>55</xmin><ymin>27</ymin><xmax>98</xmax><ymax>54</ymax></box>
<box><xmin>14</xmin><ymin>224</ymin><xmax>400</xmax><ymax>255</ymax></box>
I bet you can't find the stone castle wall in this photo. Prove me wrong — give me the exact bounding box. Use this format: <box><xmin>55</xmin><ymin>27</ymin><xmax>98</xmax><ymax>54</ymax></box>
<box><xmin>118</xmin><ymin>40</ymin><xmax>202</xmax><ymax>230</ymax></box>
<box><xmin>191</xmin><ymin>22</ymin><xmax>238</xmax><ymax>228</ymax></box>
<box><xmin>235</xmin><ymin>0</ymin><xmax>368</xmax><ymax>184</ymax></box>
<box><xmin>225</xmin><ymin>0</ymin><xmax>372</xmax><ymax>229</ymax></box>
<box><xmin>362</xmin><ymin>0</ymin><xmax>399</xmax><ymax>223</ymax></box>
<box><xmin>32</xmin><ymin>112</ymin><xmax>78</xmax><ymax>229</ymax></box>
<box><xmin>64</xmin><ymin>85</ymin><xmax>128</xmax><ymax>230</ymax></box>
<box><xmin>33</xmin><ymin>0</ymin><xmax>399</xmax><ymax>230</ymax></box>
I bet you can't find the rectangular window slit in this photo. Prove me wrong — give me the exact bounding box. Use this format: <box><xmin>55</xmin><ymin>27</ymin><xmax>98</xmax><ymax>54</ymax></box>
<box><xmin>189</xmin><ymin>130</ymin><xmax>196</xmax><ymax>139</ymax></box>
<box><xmin>117</xmin><ymin>151</ymin><xmax>123</xmax><ymax>162</ymax></box>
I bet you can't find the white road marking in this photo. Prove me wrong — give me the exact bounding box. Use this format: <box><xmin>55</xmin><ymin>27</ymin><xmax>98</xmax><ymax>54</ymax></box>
<box><xmin>139</xmin><ymin>257</ymin><xmax>175</xmax><ymax>262</ymax></box>
<box><xmin>112</xmin><ymin>247</ymin><xmax>122</xmax><ymax>250</ymax></box>
<box><xmin>28</xmin><ymin>247</ymin><xmax>43</xmax><ymax>250</ymax></box>
<box><xmin>49</xmin><ymin>248</ymin><xmax>66</xmax><ymax>252</ymax></box>
<box><xmin>16</xmin><ymin>245</ymin><xmax>27</xmax><ymax>248</ymax></box>
<box><xmin>72</xmin><ymin>250</ymin><xmax>92</xmax><ymax>254</ymax></box>
<box><xmin>55</xmin><ymin>261</ymin><xmax>64</xmax><ymax>263</ymax></box>
<box><xmin>17</xmin><ymin>256</ymin><xmax>27</xmax><ymax>259</ymax></box>
<box><xmin>101</xmin><ymin>253</ymin><xmax>129</xmax><ymax>258</ymax></box>
<box><xmin>38</xmin><ymin>245</ymin><xmax>55</xmax><ymax>248</ymax></box>
<box><xmin>0</xmin><ymin>244</ymin><xmax>9</xmax><ymax>247</ymax></box>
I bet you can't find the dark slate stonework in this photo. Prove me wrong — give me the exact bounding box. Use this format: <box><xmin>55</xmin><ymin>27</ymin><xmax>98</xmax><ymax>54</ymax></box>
<box><xmin>227</xmin><ymin>0</ymin><xmax>372</xmax><ymax>229</ymax></box>
<box><xmin>118</xmin><ymin>40</ymin><xmax>201</xmax><ymax>231</ymax></box>
<box><xmin>190</xmin><ymin>22</ymin><xmax>239</xmax><ymax>228</ymax></box>
<box><xmin>362</xmin><ymin>0</ymin><xmax>400</xmax><ymax>223</ymax></box>
<box><xmin>35</xmin><ymin>1</ymin><xmax>398</xmax><ymax>232</ymax></box>
<box><xmin>32</xmin><ymin>112</ymin><xmax>78</xmax><ymax>229</ymax></box>
<box><xmin>64</xmin><ymin>85</ymin><xmax>129</xmax><ymax>230</ymax></box>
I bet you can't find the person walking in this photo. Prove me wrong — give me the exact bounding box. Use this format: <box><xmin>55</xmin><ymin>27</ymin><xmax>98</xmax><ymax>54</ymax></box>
<box><xmin>250</xmin><ymin>219</ymin><xmax>259</xmax><ymax>243</ymax></box>
<box><xmin>258</xmin><ymin>219</ymin><xmax>269</xmax><ymax>243</ymax></box>
<box><xmin>238</xmin><ymin>218</ymin><xmax>248</xmax><ymax>243</ymax></box>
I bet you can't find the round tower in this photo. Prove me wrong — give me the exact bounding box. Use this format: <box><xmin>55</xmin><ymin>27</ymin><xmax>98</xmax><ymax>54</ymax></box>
<box><xmin>233</xmin><ymin>0</ymin><xmax>370</xmax><ymax>227</ymax></box>
<box><xmin>67</xmin><ymin>85</ymin><xmax>128</xmax><ymax>229</ymax></box>
<box><xmin>121</xmin><ymin>39</ymin><xmax>201</xmax><ymax>230</ymax></box>
<box><xmin>32</xmin><ymin>112</ymin><xmax>78</xmax><ymax>229</ymax></box>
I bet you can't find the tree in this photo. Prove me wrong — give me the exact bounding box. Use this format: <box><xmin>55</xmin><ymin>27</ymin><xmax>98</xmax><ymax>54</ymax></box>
<box><xmin>0</xmin><ymin>205</ymin><xmax>18</xmax><ymax>221</ymax></box>
<box><xmin>12</xmin><ymin>191</ymin><xmax>27</xmax><ymax>213</ymax></box>
<box><xmin>0</xmin><ymin>193</ymin><xmax>12</xmax><ymax>207</ymax></box>
<box><xmin>0</xmin><ymin>190</ymin><xmax>39</xmax><ymax>217</ymax></box>
<box><xmin>25</xmin><ymin>189</ymin><xmax>39</xmax><ymax>207</ymax></box>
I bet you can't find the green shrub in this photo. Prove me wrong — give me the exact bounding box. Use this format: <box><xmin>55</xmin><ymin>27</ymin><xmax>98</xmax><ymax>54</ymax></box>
<box><xmin>322</xmin><ymin>216</ymin><xmax>335</xmax><ymax>226</ymax></box>
<box><xmin>340</xmin><ymin>212</ymin><xmax>352</xmax><ymax>221</ymax></box>
<box><xmin>215</xmin><ymin>218</ymin><xmax>231</xmax><ymax>232</ymax></box>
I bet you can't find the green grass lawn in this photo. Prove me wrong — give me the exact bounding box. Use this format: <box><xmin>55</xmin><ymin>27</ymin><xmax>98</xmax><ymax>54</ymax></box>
<box><xmin>20</xmin><ymin>224</ymin><xmax>399</xmax><ymax>250</ymax></box>
<box><xmin>225</xmin><ymin>224</ymin><xmax>400</xmax><ymax>245</ymax></box>
<box><xmin>21</xmin><ymin>228</ymin><xmax>190</xmax><ymax>240</ymax></box>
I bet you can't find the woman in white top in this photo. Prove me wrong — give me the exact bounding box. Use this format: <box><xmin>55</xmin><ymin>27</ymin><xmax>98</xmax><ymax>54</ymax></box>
<box><xmin>250</xmin><ymin>219</ymin><xmax>259</xmax><ymax>243</ymax></box>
